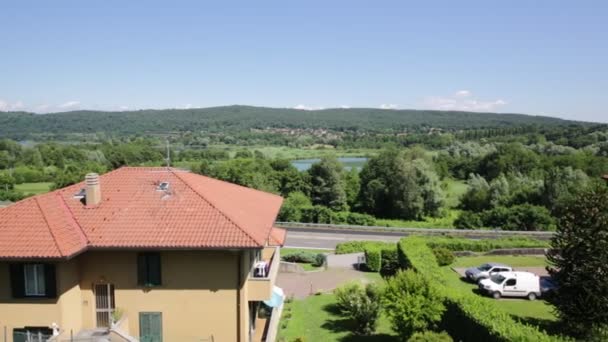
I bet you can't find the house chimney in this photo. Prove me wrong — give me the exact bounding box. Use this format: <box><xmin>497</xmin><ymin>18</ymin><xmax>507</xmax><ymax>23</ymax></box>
<box><xmin>85</xmin><ymin>173</ymin><xmax>102</xmax><ymax>206</ymax></box>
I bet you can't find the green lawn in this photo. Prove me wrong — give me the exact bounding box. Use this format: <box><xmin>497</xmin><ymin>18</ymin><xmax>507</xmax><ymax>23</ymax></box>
<box><xmin>14</xmin><ymin>182</ymin><xmax>53</xmax><ymax>195</ymax></box>
<box><xmin>278</xmin><ymin>293</ymin><xmax>397</xmax><ymax>342</ymax></box>
<box><xmin>452</xmin><ymin>255</ymin><xmax>548</xmax><ymax>268</ymax></box>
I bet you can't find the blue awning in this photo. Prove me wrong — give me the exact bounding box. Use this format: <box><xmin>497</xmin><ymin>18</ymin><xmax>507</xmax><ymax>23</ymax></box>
<box><xmin>263</xmin><ymin>286</ymin><xmax>285</xmax><ymax>308</ymax></box>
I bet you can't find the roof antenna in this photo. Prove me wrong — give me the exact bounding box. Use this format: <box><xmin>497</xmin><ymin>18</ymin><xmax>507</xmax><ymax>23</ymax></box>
<box><xmin>165</xmin><ymin>138</ymin><xmax>171</xmax><ymax>169</ymax></box>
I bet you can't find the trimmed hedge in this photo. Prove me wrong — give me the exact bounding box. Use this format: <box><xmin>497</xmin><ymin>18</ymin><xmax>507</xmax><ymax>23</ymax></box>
<box><xmin>380</xmin><ymin>246</ymin><xmax>399</xmax><ymax>276</ymax></box>
<box><xmin>424</xmin><ymin>236</ymin><xmax>549</xmax><ymax>252</ymax></box>
<box><xmin>364</xmin><ymin>246</ymin><xmax>382</xmax><ymax>272</ymax></box>
<box><xmin>397</xmin><ymin>237</ymin><xmax>569</xmax><ymax>342</ymax></box>
<box><xmin>335</xmin><ymin>240</ymin><xmax>396</xmax><ymax>254</ymax></box>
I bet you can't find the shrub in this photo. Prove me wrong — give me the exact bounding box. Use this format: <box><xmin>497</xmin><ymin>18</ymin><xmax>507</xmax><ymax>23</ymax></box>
<box><xmin>454</xmin><ymin>211</ymin><xmax>483</xmax><ymax>229</ymax></box>
<box><xmin>380</xmin><ymin>246</ymin><xmax>399</xmax><ymax>277</ymax></box>
<box><xmin>281</xmin><ymin>251</ymin><xmax>316</xmax><ymax>264</ymax></box>
<box><xmin>331</xmin><ymin>211</ymin><xmax>349</xmax><ymax>224</ymax></box>
<box><xmin>382</xmin><ymin>269</ymin><xmax>446</xmax><ymax>339</ymax></box>
<box><xmin>300</xmin><ymin>205</ymin><xmax>334</xmax><ymax>223</ymax></box>
<box><xmin>346</xmin><ymin>212</ymin><xmax>377</xmax><ymax>226</ymax></box>
<box><xmin>364</xmin><ymin>246</ymin><xmax>382</xmax><ymax>272</ymax></box>
<box><xmin>335</xmin><ymin>240</ymin><xmax>396</xmax><ymax>254</ymax></box>
<box><xmin>334</xmin><ymin>282</ymin><xmax>382</xmax><ymax>335</ymax></box>
<box><xmin>423</xmin><ymin>236</ymin><xmax>549</xmax><ymax>252</ymax></box>
<box><xmin>407</xmin><ymin>331</ymin><xmax>453</xmax><ymax>342</ymax></box>
<box><xmin>431</xmin><ymin>247</ymin><xmax>455</xmax><ymax>266</ymax></box>
<box><xmin>313</xmin><ymin>253</ymin><xmax>326</xmax><ymax>267</ymax></box>
<box><xmin>480</xmin><ymin>204</ymin><xmax>556</xmax><ymax>231</ymax></box>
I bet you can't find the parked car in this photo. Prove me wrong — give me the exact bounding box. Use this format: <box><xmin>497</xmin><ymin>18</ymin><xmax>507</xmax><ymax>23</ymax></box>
<box><xmin>465</xmin><ymin>263</ymin><xmax>513</xmax><ymax>282</ymax></box>
<box><xmin>478</xmin><ymin>271</ymin><xmax>541</xmax><ymax>300</ymax></box>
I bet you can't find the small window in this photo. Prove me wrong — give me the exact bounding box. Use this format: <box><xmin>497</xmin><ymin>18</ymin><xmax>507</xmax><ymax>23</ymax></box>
<box><xmin>9</xmin><ymin>263</ymin><xmax>56</xmax><ymax>298</ymax></box>
<box><xmin>156</xmin><ymin>182</ymin><xmax>170</xmax><ymax>191</ymax></box>
<box><xmin>24</xmin><ymin>264</ymin><xmax>46</xmax><ymax>296</ymax></box>
<box><xmin>138</xmin><ymin>252</ymin><xmax>162</xmax><ymax>287</ymax></box>
<box><xmin>505</xmin><ymin>279</ymin><xmax>517</xmax><ymax>286</ymax></box>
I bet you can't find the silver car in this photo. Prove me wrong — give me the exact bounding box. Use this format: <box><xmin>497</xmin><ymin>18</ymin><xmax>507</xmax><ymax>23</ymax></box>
<box><xmin>465</xmin><ymin>263</ymin><xmax>513</xmax><ymax>282</ymax></box>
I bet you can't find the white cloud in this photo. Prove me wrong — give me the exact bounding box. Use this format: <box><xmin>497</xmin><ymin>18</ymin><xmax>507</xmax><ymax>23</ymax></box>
<box><xmin>454</xmin><ymin>90</ymin><xmax>471</xmax><ymax>97</ymax></box>
<box><xmin>59</xmin><ymin>100</ymin><xmax>80</xmax><ymax>109</ymax></box>
<box><xmin>380</xmin><ymin>104</ymin><xmax>398</xmax><ymax>110</ymax></box>
<box><xmin>423</xmin><ymin>91</ymin><xmax>507</xmax><ymax>112</ymax></box>
<box><xmin>339</xmin><ymin>105</ymin><xmax>350</xmax><ymax>109</ymax></box>
<box><xmin>0</xmin><ymin>99</ymin><xmax>24</xmax><ymax>111</ymax></box>
<box><xmin>293</xmin><ymin>104</ymin><xmax>325</xmax><ymax>111</ymax></box>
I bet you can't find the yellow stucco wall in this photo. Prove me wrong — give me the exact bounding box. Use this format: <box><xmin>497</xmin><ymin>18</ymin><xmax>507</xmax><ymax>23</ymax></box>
<box><xmin>0</xmin><ymin>259</ymin><xmax>81</xmax><ymax>342</ymax></box>
<box><xmin>78</xmin><ymin>250</ymin><xmax>242</xmax><ymax>342</ymax></box>
<box><xmin>0</xmin><ymin>249</ymin><xmax>268</xmax><ymax>342</ymax></box>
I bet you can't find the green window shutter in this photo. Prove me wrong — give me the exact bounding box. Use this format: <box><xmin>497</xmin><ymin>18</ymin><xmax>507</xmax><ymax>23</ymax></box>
<box><xmin>13</xmin><ymin>329</ymin><xmax>27</xmax><ymax>342</ymax></box>
<box><xmin>9</xmin><ymin>264</ymin><xmax>25</xmax><ymax>298</ymax></box>
<box><xmin>44</xmin><ymin>264</ymin><xmax>57</xmax><ymax>298</ymax></box>
<box><xmin>138</xmin><ymin>252</ymin><xmax>162</xmax><ymax>286</ymax></box>
<box><xmin>148</xmin><ymin>253</ymin><xmax>162</xmax><ymax>286</ymax></box>
<box><xmin>140</xmin><ymin>312</ymin><xmax>162</xmax><ymax>342</ymax></box>
<box><xmin>137</xmin><ymin>253</ymin><xmax>147</xmax><ymax>286</ymax></box>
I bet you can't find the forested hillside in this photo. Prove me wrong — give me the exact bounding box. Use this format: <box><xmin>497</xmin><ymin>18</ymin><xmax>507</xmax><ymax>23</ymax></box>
<box><xmin>0</xmin><ymin>105</ymin><xmax>587</xmax><ymax>139</ymax></box>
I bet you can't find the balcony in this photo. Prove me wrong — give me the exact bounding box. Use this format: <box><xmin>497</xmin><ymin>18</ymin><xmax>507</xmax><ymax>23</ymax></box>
<box><xmin>247</xmin><ymin>246</ymin><xmax>280</xmax><ymax>301</ymax></box>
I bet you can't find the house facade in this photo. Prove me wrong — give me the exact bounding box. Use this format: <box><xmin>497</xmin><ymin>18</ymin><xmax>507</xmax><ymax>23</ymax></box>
<box><xmin>0</xmin><ymin>167</ymin><xmax>285</xmax><ymax>342</ymax></box>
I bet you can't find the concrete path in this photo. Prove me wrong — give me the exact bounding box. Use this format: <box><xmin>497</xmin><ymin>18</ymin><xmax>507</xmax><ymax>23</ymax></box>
<box><xmin>276</xmin><ymin>268</ymin><xmax>372</xmax><ymax>299</ymax></box>
<box><xmin>326</xmin><ymin>252</ymin><xmax>364</xmax><ymax>269</ymax></box>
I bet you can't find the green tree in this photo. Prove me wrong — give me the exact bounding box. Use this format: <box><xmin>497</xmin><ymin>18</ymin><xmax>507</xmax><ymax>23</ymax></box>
<box><xmin>547</xmin><ymin>184</ymin><xmax>608</xmax><ymax>338</ymax></box>
<box><xmin>359</xmin><ymin>150</ymin><xmax>444</xmax><ymax>220</ymax></box>
<box><xmin>342</xmin><ymin>168</ymin><xmax>360</xmax><ymax>208</ymax></box>
<box><xmin>308</xmin><ymin>156</ymin><xmax>348</xmax><ymax>211</ymax></box>
<box><xmin>0</xmin><ymin>172</ymin><xmax>16</xmax><ymax>191</ymax></box>
<box><xmin>334</xmin><ymin>282</ymin><xmax>383</xmax><ymax>335</ymax></box>
<box><xmin>542</xmin><ymin>167</ymin><xmax>589</xmax><ymax>213</ymax></box>
<box><xmin>382</xmin><ymin>269</ymin><xmax>445</xmax><ymax>339</ymax></box>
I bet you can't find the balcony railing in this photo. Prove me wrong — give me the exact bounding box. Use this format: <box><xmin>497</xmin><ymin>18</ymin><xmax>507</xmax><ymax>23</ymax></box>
<box><xmin>248</xmin><ymin>246</ymin><xmax>280</xmax><ymax>301</ymax></box>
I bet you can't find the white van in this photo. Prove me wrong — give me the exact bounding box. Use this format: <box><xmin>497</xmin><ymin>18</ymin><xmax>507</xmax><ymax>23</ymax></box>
<box><xmin>478</xmin><ymin>271</ymin><xmax>541</xmax><ymax>300</ymax></box>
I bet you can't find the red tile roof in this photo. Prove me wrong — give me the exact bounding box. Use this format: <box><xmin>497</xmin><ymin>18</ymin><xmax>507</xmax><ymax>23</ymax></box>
<box><xmin>0</xmin><ymin>167</ymin><xmax>284</xmax><ymax>259</ymax></box>
<box><xmin>269</xmin><ymin>227</ymin><xmax>287</xmax><ymax>246</ymax></box>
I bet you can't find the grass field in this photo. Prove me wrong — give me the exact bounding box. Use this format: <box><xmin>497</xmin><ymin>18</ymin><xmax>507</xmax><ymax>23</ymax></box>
<box><xmin>278</xmin><ymin>293</ymin><xmax>397</xmax><ymax>342</ymax></box>
<box><xmin>452</xmin><ymin>255</ymin><xmax>549</xmax><ymax>268</ymax></box>
<box><xmin>14</xmin><ymin>182</ymin><xmax>53</xmax><ymax>195</ymax></box>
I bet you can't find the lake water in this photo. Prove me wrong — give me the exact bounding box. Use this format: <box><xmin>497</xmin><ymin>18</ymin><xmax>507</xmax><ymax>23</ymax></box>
<box><xmin>291</xmin><ymin>157</ymin><xmax>368</xmax><ymax>171</ymax></box>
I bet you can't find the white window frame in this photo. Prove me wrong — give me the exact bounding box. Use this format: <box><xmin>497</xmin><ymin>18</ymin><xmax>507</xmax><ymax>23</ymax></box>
<box><xmin>24</xmin><ymin>264</ymin><xmax>46</xmax><ymax>296</ymax></box>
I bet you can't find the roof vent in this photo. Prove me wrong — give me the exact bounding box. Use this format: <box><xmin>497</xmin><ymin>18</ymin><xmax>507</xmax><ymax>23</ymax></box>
<box><xmin>85</xmin><ymin>173</ymin><xmax>102</xmax><ymax>206</ymax></box>
<box><xmin>156</xmin><ymin>182</ymin><xmax>170</xmax><ymax>191</ymax></box>
<box><xmin>73</xmin><ymin>188</ymin><xmax>86</xmax><ymax>199</ymax></box>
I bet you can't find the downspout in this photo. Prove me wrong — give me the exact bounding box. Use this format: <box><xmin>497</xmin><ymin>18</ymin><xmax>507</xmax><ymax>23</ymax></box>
<box><xmin>237</xmin><ymin>250</ymin><xmax>242</xmax><ymax>342</ymax></box>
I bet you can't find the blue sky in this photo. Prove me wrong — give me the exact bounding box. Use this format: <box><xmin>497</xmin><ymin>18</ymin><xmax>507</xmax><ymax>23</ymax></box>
<box><xmin>1</xmin><ymin>1</ymin><xmax>607</xmax><ymax>122</ymax></box>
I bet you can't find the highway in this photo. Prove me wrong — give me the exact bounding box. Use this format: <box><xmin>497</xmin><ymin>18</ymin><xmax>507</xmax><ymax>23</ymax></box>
<box><xmin>284</xmin><ymin>229</ymin><xmax>403</xmax><ymax>249</ymax></box>
<box><xmin>281</xmin><ymin>226</ymin><xmax>553</xmax><ymax>250</ymax></box>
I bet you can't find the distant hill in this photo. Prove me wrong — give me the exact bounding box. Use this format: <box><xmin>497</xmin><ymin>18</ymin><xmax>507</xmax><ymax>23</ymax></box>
<box><xmin>0</xmin><ymin>105</ymin><xmax>588</xmax><ymax>139</ymax></box>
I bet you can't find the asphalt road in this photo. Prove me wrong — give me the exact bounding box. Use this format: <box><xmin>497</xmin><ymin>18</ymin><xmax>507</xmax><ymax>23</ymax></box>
<box><xmin>282</xmin><ymin>227</ymin><xmax>553</xmax><ymax>250</ymax></box>
<box><xmin>284</xmin><ymin>229</ymin><xmax>403</xmax><ymax>249</ymax></box>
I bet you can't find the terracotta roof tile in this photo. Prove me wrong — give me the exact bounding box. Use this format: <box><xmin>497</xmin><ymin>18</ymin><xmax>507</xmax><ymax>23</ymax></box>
<box><xmin>269</xmin><ymin>227</ymin><xmax>287</xmax><ymax>246</ymax></box>
<box><xmin>0</xmin><ymin>167</ymin><xmax>283</xmax><ymax>258</ymax></box>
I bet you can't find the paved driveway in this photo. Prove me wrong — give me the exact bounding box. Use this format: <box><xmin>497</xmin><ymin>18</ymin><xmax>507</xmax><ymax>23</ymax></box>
<box><xmin>277</xmin><ymin>268</ymin><xmax>372</xmax><ymax>299</ymax></box>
